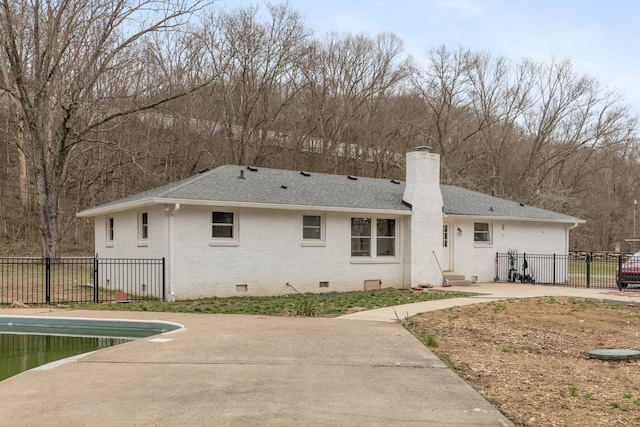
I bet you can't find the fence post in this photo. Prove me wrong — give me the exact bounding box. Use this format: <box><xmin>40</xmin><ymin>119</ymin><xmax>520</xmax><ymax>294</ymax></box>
<box><xmin>45</xmin><ymin>257</ymin><xmax>51</xmax><ymax>304</ymax></box>
<box><xmin>94</xmin><ymin>255</ymin><xmax>99</xmax><ymax>303</ymax></box>
<box><xmin>162</xmin><ymin>257</ymin><xmax>166</xmax><ymax>302</ymax></box>
<box><xmin>617</xmin><ymin>255</ymin><xmax>623</xmax><ymax>290</ymax></box>
<box><xmin>585</xmin><ymin>252</ymin><xmax>591</xmax><ymax>289</ymax></box>
<box><xmin>552</xmin><ymin>253</ymin><xmax>556</xmax><ymax>285</ymax></box>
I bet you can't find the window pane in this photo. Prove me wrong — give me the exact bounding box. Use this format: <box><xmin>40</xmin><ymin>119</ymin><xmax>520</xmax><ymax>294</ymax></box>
<box><xmin>377</xmin><ymin>219</ymin><xmax>395</xmax><ymax>236</ymax></box>
<box><xmin>351</xmin><ymin>238</ymin><xmax>370</xmax><ymax>257</ymax></box>
<box><xmin>376</xmin><ymin>238</ymin><xmax>395</xmax><ymax>256</ymax></box>
<box><xmin>303</xmin><ymin>227</ymin><xmax>321</xmax><ymax>239</ymax></box>
<box><xmin>213</xmin><ymin>225</ymin><xmax>233</xmax><ymax>238</ymax></box>
<box><xmin>474</xmin><ymin>223</ymin><xmax>489</xmax><ymax>232</ymax></box>
<box><xmin>303</xmin><ymin>215</ymin><xmax>321</xmax><ymax>227</ymax></box>
<box><xmin>351</xmin><ymin>218</ymin><xmax>371</xmax><ymax>236</ymax></box>
<box><xmin>213</xmin><ymin>212</ymin><xmax>234</xmax><ymax>224</ymax></box>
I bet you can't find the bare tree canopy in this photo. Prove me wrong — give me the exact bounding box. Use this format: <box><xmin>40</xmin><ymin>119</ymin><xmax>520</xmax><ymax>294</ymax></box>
<box><xmin>0</xmin><ymin>2</ymin><xmax>638</xmax><ymax>255</ymax></box>
<box><xmin>0</xmin><ymin>0</ymin><xmax>212</xmax><ymax>257</ymax></box>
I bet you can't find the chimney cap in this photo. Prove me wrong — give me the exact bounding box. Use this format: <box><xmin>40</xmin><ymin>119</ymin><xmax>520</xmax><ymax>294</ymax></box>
<box><xmin>415</xmin><ymin>145</ymin><xmax>431</xmax><ymax>152</ymax></box>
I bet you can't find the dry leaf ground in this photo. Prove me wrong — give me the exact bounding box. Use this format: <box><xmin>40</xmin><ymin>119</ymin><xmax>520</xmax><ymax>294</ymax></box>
<box><xmin>405</xmin><ymin>296</ymin><xmax>640</xmax><ymax>427</ymax></box>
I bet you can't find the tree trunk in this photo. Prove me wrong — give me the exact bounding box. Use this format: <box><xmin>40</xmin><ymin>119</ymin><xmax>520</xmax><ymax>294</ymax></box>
<box><xmin>31</xmin><ymin>137</ymin><xmax>61</xmax><ymax>258</ymax></box>
<box><xmin>36</xmin><ymin>186</ymin><xmax>61</xmax><ymax>258</ymax></box>
<box><xmin>17</xmin><ymin>121</ymin><xmax>28</xmax><ymax>210</ymax></box>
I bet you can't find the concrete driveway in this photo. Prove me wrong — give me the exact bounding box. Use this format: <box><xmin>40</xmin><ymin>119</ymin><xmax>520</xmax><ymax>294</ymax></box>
<box><xmin>0</xmin><ymin>308</ymin><xmax>512</xmax><ymax>426</ymax></box>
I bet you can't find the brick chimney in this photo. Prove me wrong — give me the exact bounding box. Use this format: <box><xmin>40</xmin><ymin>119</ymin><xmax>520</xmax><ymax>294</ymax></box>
<box><xmin>402</xmin><ymin>147</ymin><xmax>444</xmax><ymax>287</ymax></box>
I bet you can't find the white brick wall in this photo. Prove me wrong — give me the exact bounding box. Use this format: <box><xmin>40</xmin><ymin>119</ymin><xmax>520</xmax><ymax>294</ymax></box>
<box><xmin>94</xmin><ymin>206</ymin><xmax>169</xmax><ymax>259</ymax></box>
<box><xmin>169</xmin><ymin>206</ymin><xmax>410</xmax><ymax>298</ymax></box>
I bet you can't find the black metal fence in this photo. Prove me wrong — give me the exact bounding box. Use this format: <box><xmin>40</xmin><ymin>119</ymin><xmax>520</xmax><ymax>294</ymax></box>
<box><xmin>0</xmin><ymin>256</ymin><xmax>165</xmax><ymax>305</ymax></box>
<box><xmin>495</xmin><ymin>251</ymin><xmax>635</xmax><ymax>290</ymax></box>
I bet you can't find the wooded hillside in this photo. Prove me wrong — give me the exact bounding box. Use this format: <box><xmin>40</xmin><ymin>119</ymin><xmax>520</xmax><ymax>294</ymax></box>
<box><xmin>0</xmin><ymin>1</ymin><xmax>638</xmax><ymax>256</ymax></box>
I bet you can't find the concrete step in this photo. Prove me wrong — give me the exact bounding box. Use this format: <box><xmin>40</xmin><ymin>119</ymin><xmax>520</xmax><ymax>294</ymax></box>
<box><xmin>443</xmin><ymin>272</ymin><xmax>473</xmax><ymax>286</ymax></box>
<box><xmin>446</xmin><ymin>279</ymin><xmax>473</xmax><ymax>286</ymax></box>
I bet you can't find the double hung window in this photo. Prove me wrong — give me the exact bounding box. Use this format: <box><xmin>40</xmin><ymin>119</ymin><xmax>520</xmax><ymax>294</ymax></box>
<box><xmin>474</xmin><ymin>222</ymin><xmax>491</xmax><ymax>243</ymax></box>
<box><xmin>106</xmin><ymin>217</ymin><xmax>114</xmax><ymax>244</ymax></box>
<box><xmin>139</xmin><ymin>212</ymin><xmax>148</xmax><ymax>241</ymax></box>
<box><xmin>212</xmin><ymin>212</ymin><xmax>234</xmax><ymax>238</ymax></box>
<box><xmin>351</xmin><ymin>217</ymin><xmax>396</xmax><ymax>258</ymax></box>
<box><xmin>303</xmin><ymin>215</ymin><xmax>322</xmax><ymax>240</ymax></box>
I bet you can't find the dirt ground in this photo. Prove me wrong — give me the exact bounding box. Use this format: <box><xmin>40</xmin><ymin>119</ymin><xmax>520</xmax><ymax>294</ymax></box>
<box><xmin>405</xmin><ymin>295</ymin><xmax>640</xmax><ymax>427</ymax></box>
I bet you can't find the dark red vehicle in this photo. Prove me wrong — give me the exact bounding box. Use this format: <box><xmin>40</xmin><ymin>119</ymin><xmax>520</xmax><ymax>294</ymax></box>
<box><xmin>617</xmin><ymin>252</ymin><xmax>640</xmax><ymax>289</ymax></box>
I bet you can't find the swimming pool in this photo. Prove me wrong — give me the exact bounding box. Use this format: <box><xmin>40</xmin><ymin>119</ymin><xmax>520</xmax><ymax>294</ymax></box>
<box><xmin>0</xmin><ymin>315</ymin><xmax>183</xmax><ymax>338</ymax></box>
<box><xmin>0</xmin><ymin>315</ymin><xmax>183</xmax><ymax>382</ymax></box>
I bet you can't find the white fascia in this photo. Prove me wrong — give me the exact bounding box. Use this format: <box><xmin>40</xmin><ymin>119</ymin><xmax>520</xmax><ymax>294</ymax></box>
<box><xmin>77</xmin><ymin>197</ymin><xmax>413</xmax><ymax>218</ymax></box>
<box><xmin>444</xmin><ymin>214</ymin><xmax>586</xmax><ymax>225</ymax></box>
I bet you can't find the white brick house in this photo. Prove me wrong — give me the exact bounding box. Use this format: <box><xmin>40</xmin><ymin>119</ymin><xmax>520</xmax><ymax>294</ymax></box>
<box><xmin>77</xmin><ymin>149</ymin><xmax>584</xmax><ymax>300</ymax></box>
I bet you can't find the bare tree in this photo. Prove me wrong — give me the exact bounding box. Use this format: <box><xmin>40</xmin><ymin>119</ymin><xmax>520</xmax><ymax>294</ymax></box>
<box><xmin>0</xmin><ymin>0</ymin><xmax>212</xmax><ymax>257</ymax></box>
<box><xmin>300</xmin><ymin>32</ymin><xmax>412</xmax><ymax>173</ymax></box>
<box><xmin>193</xmin><ymin>3</ymin><xmax>311</xmax><ymax>166</ymax></box>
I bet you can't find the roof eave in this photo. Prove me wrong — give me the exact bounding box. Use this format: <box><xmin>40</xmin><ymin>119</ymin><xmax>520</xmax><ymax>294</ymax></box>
<box><xmin>159</xmin><ymin>198</ymin><xmax>413</xmax><ymax>215</ymax></box>
<box><xmin>77</xmin><ymin>197</ymin><xmax>413</xmax><ymax>217</ymax></box>
<box><xmin>76</xmin><ymin>198</ymin><xmax>156</xmax><ymax>217</ymax></box>
<box><xmin>444</xmin><ymin>213</ymin><xmax>585</xmax><ymax>224</ymax></box>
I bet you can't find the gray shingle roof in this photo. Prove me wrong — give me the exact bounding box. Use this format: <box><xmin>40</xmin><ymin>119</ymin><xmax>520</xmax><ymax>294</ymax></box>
<box><xmin>78</xmin><ymin>165</ymin><xmax>583</xmax><ymax>223</ymax></box>
<box><xmin>441</xmin><ymin>185</ymin><xmax>582</xmax><ymax>222</ymax></box>
<box><xmin>84</xmin><ymin>165</ymin><xmax>410</xmax><ymax>213</ymax></box>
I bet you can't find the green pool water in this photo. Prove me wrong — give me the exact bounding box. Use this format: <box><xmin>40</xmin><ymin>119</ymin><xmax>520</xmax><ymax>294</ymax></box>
<box><xmin>1</xmin><ymin>334</ymin><xmax>130</xmax><ymax>382</ymax></box>
<box><xmin>0</xmin><ymin>316</ymin><xmax>182</xmax><ymax>382</ymax></box>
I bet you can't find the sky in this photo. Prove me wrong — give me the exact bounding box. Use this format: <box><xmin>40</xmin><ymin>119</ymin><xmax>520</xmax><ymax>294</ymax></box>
<box><xmin>218</xmin><ymin>0</ymin><xmax>640</xmax><ymax>116</ymax></box>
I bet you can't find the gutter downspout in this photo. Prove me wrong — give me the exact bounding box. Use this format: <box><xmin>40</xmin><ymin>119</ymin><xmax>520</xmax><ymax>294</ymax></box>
<box><xmin>168</xmin><ymin>203</ymin><xmax>180</xmax><ymax>302</ymax></box>
<box><xmin>567</xmin><ymin>222</ymin><xmax>579</xmax><ymax>253</ymax></box>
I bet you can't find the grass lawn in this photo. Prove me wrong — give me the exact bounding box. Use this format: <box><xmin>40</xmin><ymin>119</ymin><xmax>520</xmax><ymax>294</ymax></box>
<box><xmin>69</xmin><ymin>288</ymin><xmax>473</xmax><ymax>317</ymax></box>
<box><xmin>568</xmin><ymin>259</ymin><xmax>619</xmax><ymax>275</ymax></box>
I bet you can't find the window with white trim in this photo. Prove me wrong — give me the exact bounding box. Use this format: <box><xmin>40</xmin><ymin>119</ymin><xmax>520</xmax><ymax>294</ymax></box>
<box><xmin>474</xmin><ymin>222</ymin><xmax>491</xmax><ymax>243</ymax></box>
<box><xmin>106</xmin><ymin>217</ymin><xmax>114</xmax><ymax>243</ymax></box>
<box><xmin>303</xmin><ymin>215</ymin><xmax>322</xmax><ymax>240</ymax></box>
<box><xmin>212</xmin><ymin>211</ymin><xmax>235</xmax><ymax>238</ymax></box>
<box><xmin>139</xmin><ymin>212</ymin><xmax>148</xmax><ymax>241</ymax></box>
<box><xmin>302</xmin><ymin>214</ymin><xmax>325</xmax><ymax>245</ymax></box>
<box><xmin>351</xmin><ymin>217</ymin><xmax>397</xmax><ymax>258</ymax></box>
<box><xmin>351</xmin><ymin>218</ymin><xmax>371</xmax><ymax>257</ymax></box>
<box><xmin>443</xmin><ymin>224</ymin><xmax>449</xmax><ymax>248</ymax></box>
<box><xmin>376</xmin><ymin>218</ymin><xmax>396</xmax><ymax>256</ymax></box>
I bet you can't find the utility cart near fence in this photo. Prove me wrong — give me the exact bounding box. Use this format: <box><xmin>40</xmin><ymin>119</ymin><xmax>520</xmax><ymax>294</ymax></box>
<box><xmin>494</xmin><ymin>251</ymin><xmax>636</xmax><ymax>290</ymax></box>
